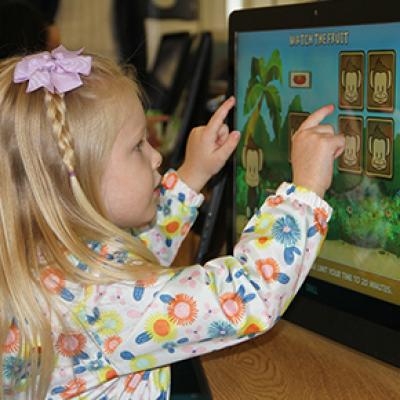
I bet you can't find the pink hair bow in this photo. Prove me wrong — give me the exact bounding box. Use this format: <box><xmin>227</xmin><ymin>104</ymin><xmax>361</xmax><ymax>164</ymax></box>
<box><xmin>13</xmin><ymin>45</ymin><xmax>92</xmax><ymax>94</ymax></box>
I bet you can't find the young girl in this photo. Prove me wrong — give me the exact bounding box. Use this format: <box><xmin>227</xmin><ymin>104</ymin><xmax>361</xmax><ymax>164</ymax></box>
<box><xmin>0</xmin><ymin>46</ymin><xmax>344</xmax><ymax>399</ymax></box>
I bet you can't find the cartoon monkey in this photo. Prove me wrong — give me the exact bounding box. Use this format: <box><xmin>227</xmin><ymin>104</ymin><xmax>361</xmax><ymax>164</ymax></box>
<box><xmin>343</xmin><ymin>123</ymin><xmax>360</xmax><ymax>167</ymax></box>
<box><xmin>370</xmin><ymin>57</ymin><xmax>392</xmax><ymax>105</ymax></box>
<box><xmin>368</xmin><ymin>125</ymin><xmax>390</xmax><ymax>171</ymax></box>
<box><xmin>242</xmin><ymin>136</ymin><xmax>263</xmax><ymax>218</ymax></box>
<box><xmin>342</xmin><ymin>59</ymin><xmax>362</xmax><ymax>104</ymax></box>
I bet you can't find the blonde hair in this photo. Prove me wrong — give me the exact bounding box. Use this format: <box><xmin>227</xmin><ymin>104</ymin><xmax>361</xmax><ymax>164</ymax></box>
<box><xmin>0</xmin><ymin>53</ymin><xmax>163</xmax><ymax>398</ymax></box>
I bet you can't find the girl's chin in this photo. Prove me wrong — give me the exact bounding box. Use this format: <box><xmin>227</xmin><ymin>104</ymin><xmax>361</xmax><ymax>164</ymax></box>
<box><xmin>141</xmin><ymin>206</ymin><xmax>158</xmax><ymax>227</ymax></box>
<box><xmin>119</xmin><ymin>206</ymin><xmax>157</xmax><ymax>230</ymax></box>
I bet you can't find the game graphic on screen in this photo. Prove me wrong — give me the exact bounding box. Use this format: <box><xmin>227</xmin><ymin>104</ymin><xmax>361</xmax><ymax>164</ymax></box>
<box><xmin>234</xmin><ymin>22</ymin><xmax>400</xmax><ymax>306</ymax></box>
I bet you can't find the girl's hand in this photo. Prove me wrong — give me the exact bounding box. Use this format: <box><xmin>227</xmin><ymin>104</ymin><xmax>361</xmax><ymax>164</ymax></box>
<box><xmin>177</xmin><ymin>96</ymin><xmax>240</xmax><ymax>192</ymax></box>
<box><xmin>291</xmin><ymin>104</ymin><xmax>345</xmax><ymax>198</ymax></box>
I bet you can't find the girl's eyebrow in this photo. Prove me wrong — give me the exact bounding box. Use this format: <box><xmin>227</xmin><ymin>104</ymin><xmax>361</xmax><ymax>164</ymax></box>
<box><xmin>130</xmin><ymin>127</ymin><xmax>147</xmax><ymax>148</ymax></box>
<box><xmin>129</xmin><ymin>117</ymin><xmax>146</xmax><ymax>139</ymax></box>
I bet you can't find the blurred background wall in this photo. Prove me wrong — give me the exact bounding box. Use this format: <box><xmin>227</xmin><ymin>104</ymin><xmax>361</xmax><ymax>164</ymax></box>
<box><xmin>55</xmin><ymin>0</ymin><xmax>315</xmax><ymax>73</ymax></box>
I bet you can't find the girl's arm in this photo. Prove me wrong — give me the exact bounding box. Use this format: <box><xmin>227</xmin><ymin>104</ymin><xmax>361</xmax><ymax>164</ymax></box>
<box><xmin>70</xmin><ymin>184</ymin><xmax>331</xmax><ymax>374</ymax></box>
<box><xmin>134</xmin><ymin>170</ymin><xmax>204</xmax><ymax>266</ymax></box>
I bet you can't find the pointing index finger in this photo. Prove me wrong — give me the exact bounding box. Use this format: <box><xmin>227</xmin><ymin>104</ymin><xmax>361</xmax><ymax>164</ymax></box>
<box><xmin>207</xmin><ymin>96</ymin><xmax>236</xmax><ymax>132</ymax></box>
<box><xmin>298</xmin><ymin>104</ymin><xmax>334</xmax><ymax>131</ymax></box>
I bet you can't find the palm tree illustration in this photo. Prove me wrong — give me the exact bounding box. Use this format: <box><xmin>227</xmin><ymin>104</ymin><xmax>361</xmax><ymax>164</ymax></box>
<box><xmin>242</xmin><ymin>50</ymin><xmax>283</xmax><ymax>148</ymax></box>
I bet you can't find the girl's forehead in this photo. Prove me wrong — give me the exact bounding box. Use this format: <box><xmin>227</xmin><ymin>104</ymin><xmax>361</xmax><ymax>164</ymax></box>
<box><xmin>121</xmin><ymin>91</ymin><xmax>145</xmax><ymax>114</ymax></box>
<box><xmin>117</xmin><ymin>97</ymin><xmax>146</xmax><ymax>137</ymax></box>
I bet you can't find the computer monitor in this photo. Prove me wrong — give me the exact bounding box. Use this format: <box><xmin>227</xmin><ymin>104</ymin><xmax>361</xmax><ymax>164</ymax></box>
<box><xmin>229</xmin><ymin>0</ymin><xmax>399</xmax><ymax>367</ymax></box>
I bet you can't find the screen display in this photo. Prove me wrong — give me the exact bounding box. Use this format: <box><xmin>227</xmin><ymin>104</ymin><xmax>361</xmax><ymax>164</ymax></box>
<box><xmin>234</xmin><ymin>21</ymin><xmax>400</xmax><ymax>307</ymax></box>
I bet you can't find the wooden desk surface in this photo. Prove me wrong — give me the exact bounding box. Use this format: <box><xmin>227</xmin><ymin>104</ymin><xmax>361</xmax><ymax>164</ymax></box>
<box><xmin>200</xmin><ymin>320</ymin><xmax>400</xmax><ymax>400</ymax></box>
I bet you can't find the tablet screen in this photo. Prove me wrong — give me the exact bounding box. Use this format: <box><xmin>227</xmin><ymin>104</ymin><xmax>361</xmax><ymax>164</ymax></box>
<box><xmin>234</xmin><ymin>20</ymin><xmax>400</xmax><ymax>306</ymax></box>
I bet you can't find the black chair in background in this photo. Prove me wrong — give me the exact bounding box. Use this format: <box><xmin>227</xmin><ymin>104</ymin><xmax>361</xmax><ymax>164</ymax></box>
<box><xmin>164</xmin><ymin>31</ymin><xmax>213</xmax><ymax>169</ymax></box>
<box><xmin>146</xmin><ymin>31</ymin><xmax>192</xmax><ymax>114</ymax></box>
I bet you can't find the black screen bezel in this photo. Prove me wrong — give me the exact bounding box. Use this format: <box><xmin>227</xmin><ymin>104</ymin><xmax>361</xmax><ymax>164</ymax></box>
<box><xmin>228</xmin><ymin>0</ymin><xmax>400</xmax><ymax>367</ymax></box>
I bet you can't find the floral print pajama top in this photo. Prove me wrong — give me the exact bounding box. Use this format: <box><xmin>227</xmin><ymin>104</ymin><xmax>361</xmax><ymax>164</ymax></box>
<box><xmin>4</xmin><ymin>170</ymin><xmax>331</xmax><ymax>399</ymax></box>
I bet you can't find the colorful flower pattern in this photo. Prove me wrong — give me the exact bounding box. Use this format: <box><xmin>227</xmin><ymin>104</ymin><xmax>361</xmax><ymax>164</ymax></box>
<box><xmin>3</xmin><ymin>174</ymin><xmax>331</xmax><ymax>399</ymax></box>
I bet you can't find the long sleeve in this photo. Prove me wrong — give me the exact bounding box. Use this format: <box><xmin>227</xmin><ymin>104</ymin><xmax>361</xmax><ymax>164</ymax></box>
<box><xmin>103</xmin><ymin>182</ymin><xmax>330</xmax><ymax>367</ymax></box>
<box><xmin>135</xmin><ymin>170</ymin><xmax>204</xmax><ymax>266</ymax></box>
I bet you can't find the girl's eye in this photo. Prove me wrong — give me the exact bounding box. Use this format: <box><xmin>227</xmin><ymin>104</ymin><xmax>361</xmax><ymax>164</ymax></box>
<box><xmin>134</xmin><ymin>139</ymin><xmax>145</xmax><ymax>152</ymax></box>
